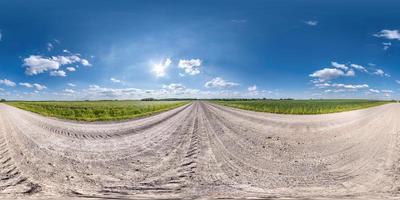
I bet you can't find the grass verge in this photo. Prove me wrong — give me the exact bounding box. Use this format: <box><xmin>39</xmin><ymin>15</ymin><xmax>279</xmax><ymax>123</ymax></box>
<box><xmin>6</xmin><ymin>100</ymin><xmax>189</xmax><ymax>121</ymax></box>
<box><xmin>212</xmin><ymin>99</ymin><xmax>392</xmax><ymax>115</ymax></box>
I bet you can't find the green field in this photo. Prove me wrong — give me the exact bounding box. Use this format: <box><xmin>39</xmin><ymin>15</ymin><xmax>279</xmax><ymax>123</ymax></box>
<box><xmin>6</xmin><ymin>100</ymin><xmax>188</xmax><ymax>121</ymax></box>
<box><xmin>212</xmin><ymin>99</ymin><xmax>392</xmax><ymax>114</ymax></box>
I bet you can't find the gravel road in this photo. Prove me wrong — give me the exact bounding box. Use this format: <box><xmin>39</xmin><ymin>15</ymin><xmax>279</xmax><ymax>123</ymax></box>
<box><xmin>0</xmin><ymin>101</ymin><xmax>400</xmax><ymax>199</ymax></box>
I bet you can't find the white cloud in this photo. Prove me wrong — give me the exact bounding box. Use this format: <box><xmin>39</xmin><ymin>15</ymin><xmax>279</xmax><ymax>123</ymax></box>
<box><xmin>316</xmin><ymin>82</ymin><xmax>369</xmax><ymax>93</ymax></box>
<box><xmin>23</xmin><ymin>55</ymin><xmax>60</xmax><ymax>75</ymax></box>
<box><xmin>81</xmin><ymin>59</ymin><xmax>91</xmax><ymax>66</ymax></box>
<box><xmin>248</xmin><ymin>85</ymin><xmax>257</xmax><ymax>92</ymax></box>
<box><xmin>50</xmin><ymin>70</ymin><xmax>67</xmax><ymax>77</ymax></box>
<box><xmin>52</xmin><ymin>55</ymin><xmax>80</xmax><ymax>65</ymax></box>
<box><xmin>331</xmin><ymin>83</ymin><xmax>368</xmax><ymax>89</ymax></box>
<box><xmin>19</xmin><ymin>82</ymin><xmax>33</xmax><ymax>88</ymax></box>
<box><xmin>374</xmin><ymin>29</ymin><xmax>400</xmax><ymax>40</ymax></box>
<box><xmin>331</xmin><ymin>62</ymin><xmax>348</xmax><ymax>70</ymax></box>
<box><xmin>373</xmin><ymin>69</ymin><xmax>390</xmax><ymax>77</ymax></box>
<box><xmin>110</xmin><ymin>78</ymin><xmax>121</xmax><ymax>83</ymax></box>
<box><xmin>47</xmin><ymin>42</ymin><xmax>53</xmax><ymax>51</ymax></box>
<box><xmin>304</xmin><ymin>20</ymin><xmax>318</xmax><ymax>26</ymax></box>
<box><xmin>33</xmin><ymin>83</ymin><xmax>46</xmax><ymax>91</ymax></box>
<box><xmin>163</xmin><ymin>83</ymin><xmax>186</xmax><ymax>92</ymax></box>
<box><xmin>178</xmin><ymin>59</ymin><xmax>202</xmax><ymax>75</ymax></box>
<box><xmin>381</xmin><ymin>89</ymin><xmax>393</xmax><ymax>93</ymax></box>
<box><xmin>205</xmin><ymin>77</ymin><xmax>239</xmax><ymax>89</ymax></box>
<box><xmin>86</xmin><ymin>85</ymin><xmax>144</xmax><ymax>98</ymax></box>
<box><xmin>396</xmin><ymin>80</ymin><xmax>400</xmax><ymax>84</ymax></box>
<box><xmin>350</xmin><ymin>64</ymin><xmax>368</xmax><ymax>72</ymax></box>
<box><xmin>162</xmin><ymin>83</ymin><xmax>195</xmax><ymax>96</ymax></box>
<box><xmin>0</xmin><ymin>79</ymin><xmax>16</xmax><ymax>87</ymax></box>
<box><xmin>64</xmin><ymin>89</ymin><xmax>75</xmax><ymax>93</ymax></box>
<box><xmin>345</xmin><ymin>69</ymin><xmax>355</xmax><ymax>77</ymax></box>
<box><xmin>19</xmin><ymin>82</ymin><xmax>46</xmax><ymax>90</ymax></box>
<box><xmin>383</xmin><ymin>42</ymin><xmax>392</xmax><ymax>50</ymax></box>
<box><xmin>23</xmin><ymin>54</ymin><xmax>91</xmax><ymax>75</ymax></box>
<box><xmin>369</xmin><ymin>89</ymin><xmax>380</xmax><ymax>93</ymax></box>
<box><xmin>373</xmin><ymin>69</ymin><xmax>384</xmax><ymax>76</ymax></box>
<box><xmin>66</xmin><ymin>67</ymin><xmax>76</xmax><ymax>72</ymax></box>
<box><xmin>314</xmin><ymin>83</ymin><xmax>331</xmax><ymax>88</ymax></box>
<box><xmin>152</xmin><ymin>58</ymin><xmax>171</xmax><ymax>77</ymax></box>
<box><xmin>309</xmin><ymin>68</ymin><xmax>346</xmax><ymax>82</ymax></box>
<box><xmin>68</xmin><ymin>83</ymin><xmax>76</xmax><ymax>87</ymax></box>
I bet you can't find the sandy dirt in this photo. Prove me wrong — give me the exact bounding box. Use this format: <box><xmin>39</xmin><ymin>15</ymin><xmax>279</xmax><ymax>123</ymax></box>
<box><xmin>0</xmin><ymin>101</ymin><xmax>400</xmax><ymax>199</ymax></box>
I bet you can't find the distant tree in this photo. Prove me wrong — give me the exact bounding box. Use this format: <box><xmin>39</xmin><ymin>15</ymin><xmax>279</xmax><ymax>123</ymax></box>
<box><xmin>141</xmin><ymin>98</ymin><xmax>155</xmax><ymax>101</ymax></box>
<box><xmin>0</xmin><ymin>99</ymin><xmax>6</xmax><ymax>102</ymax></box>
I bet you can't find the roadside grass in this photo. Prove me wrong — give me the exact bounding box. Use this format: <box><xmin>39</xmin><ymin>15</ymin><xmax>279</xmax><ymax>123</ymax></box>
<box><xmin>212</xmin><ymin>99</ymin><xmax>392</xmax><ymax>115</ymax></box>
<box><xmin>6</xmin><ymin>100</ymin><xmax>189</xmax><ymax>121</ymax></box>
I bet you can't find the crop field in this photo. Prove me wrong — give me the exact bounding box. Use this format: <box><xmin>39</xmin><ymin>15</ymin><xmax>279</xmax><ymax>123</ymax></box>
<box><xmin>6</xmin><ymin>100</ymin><xmax>188</xmax><ymax>121</ymax></box>
<box><xmin>212</xmin><ymin>99</ymin><xmax>391</xmax><ymax>114</ymax></box>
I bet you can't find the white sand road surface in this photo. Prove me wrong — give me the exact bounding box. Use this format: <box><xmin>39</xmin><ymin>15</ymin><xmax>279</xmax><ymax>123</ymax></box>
<box><xmin>0</xmin><ymin>101</ymin><xmax>400</xmax><ymax>199</ymax></box>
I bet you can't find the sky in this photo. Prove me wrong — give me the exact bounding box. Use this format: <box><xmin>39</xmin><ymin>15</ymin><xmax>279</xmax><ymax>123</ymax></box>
<box><xmin>0</xmin><ymin>0</ymin><xmax>400</xmax><ymax>100</ymax></box>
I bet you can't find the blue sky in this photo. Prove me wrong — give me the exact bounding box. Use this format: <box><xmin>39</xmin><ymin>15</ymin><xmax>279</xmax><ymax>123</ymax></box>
<box><xmin>0</xmin><ymin>0</ymin><xmax>400</xmax><ymax>100</ymax></box>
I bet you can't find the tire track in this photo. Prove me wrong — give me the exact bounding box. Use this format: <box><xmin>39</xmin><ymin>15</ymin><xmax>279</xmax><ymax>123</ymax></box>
<box><xmin>0</xmin><ymin>101</ymin><xmax>400</xmax><ymax>199</ymax></box>
<box><xmin>0</xmin><ymin>114</ymin><xmax>41</xmax><ymax>196</ymax></box>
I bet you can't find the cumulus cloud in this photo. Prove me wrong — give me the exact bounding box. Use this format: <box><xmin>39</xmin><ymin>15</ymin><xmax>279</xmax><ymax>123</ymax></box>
<box><xmin>152</xmin><ymin>58</ymin><xmax>171</xmax><ymax>77</ymax></box>
<box><xmin>350</xmin><ymin>64</ymin><xmax>368</xmax><ymax>72</ymax></box>
<box><xmin>345</xmin><ymin>69</ymin><xmax>355</xmax><ymax>76</ymax></box>
<box><xmin>316</xmin><ymin>83</ymin><xmax>368</xmax><ymax>90</ymax></box>
<box><xmin>381</xmin><ymin>89</ymin><xmax>393</xmax><ymax>93</ymax></box>
<box><xmin>23</xmin><ymin>54</ymin><xmax>91</xmax><ymax>76</ymax></box>
<box><xmin>304</xmin><ymin>20</ymin><xmax>318</xmax><ymax>26</ymax></box>
<box><xmin>374</xmin><ymin>29</ymin><xmax>400</xmax><ymax>40</ymax></box>
<box><xmin>383</xmin><ymin>42</ymin><xmax>392</xmax><ymax>50</ymax></box>
<box><xmin>369</xmin><ymin>89</ymin><xmax>380</xmax><ymax>93</ymax></box>
<box><xmin>64</xmin><ymin>89</ymin><xmax>75</xmax><ymax>93</ymax></box>
<box><xmin>81</xmin><ymin>59</ymin><xmax>91</xmax><ymax>66</ymax></box>
<box><xmin>331</xmin><ymin>83</ymin><xmax>368</xmax><ymax>89</ymax></box>
<box><xmin>66</xmin><ymin>67</ymin><xmax>76</xmax><ymax>72</ymax></box>
<box><xmin>47</xmin><ymin>42</ymin><xmax>53</xmax><ymax>51</ymax></box>
<box><xmin>373</xmin><ymin>69</ymin><xmax>390</xmax><ymax>77</ymax></box>
<box><xmin>163</xmin><ymin>83</ymin><xmax>186</xmax><ymax>91</ymax></box>
<box><xmin>331</xmin><ymin>62</ymin><xmax>348</xmax><ymax>70</ymax></box>
<box><xmin>50</xmin><ymin>70</ymin><xmax>66</xmax><ymax>77</ymax></box>
<box><xmin>309</xmin><ymin>68</ymin><xmax>347</xmax><ymax>82</ymax></box>
<box><xmin>248</xmin><ymin>85</ymin><xmax>257</xmax><ymax>92</ymax></box>
<box><xmin>51</xmin><ymin>55</ymin><xmax>80</xmax><ymax>65</ymax></box>
<box><xmin>316</xmin><ymin>82</ymin><xmax>370</xmax><ymax>94</ymax></box>
<box><xmin>178</xmin><ymin>59</ymin><xmax>201</xmax><ymax>75</ymax></box>
<box><xmin>19</xmin><ymin>82</ymin><xmax>33</xmax><ymax>88</ymax></box>
<box><xmin>205</xmin><ymin>77</ymin><xmax>239</xmax><ymax>89</ymax></box>
<box><xmin>110</xmin><ymin>78</ymin><xmax>121</xmax><ymax>83</ymax></box>
<box><xmin>0</xmin><ymin>79</ymin><xmax>16</xmax><ymax>87</ymax></box>
<box><xmin>396</xmin><ymin>80</ymin><xmax>400</xmax><ymax>84</ymax></box>
<box><xmin>19</xmin><ymin>82</ymin><xmax>46</xmax><ymax>90</ymax></box>
<box><xmin>86</xmin><ymin>85</ymin><xmax>145</xmax><ymax>98</ymax></box>
<box><xmin>68</xmin><ymin>83</ymin><xmax>76</xmax><ymax>87</ymax></box>
<box><xmin>23</xmin><ymin>55</ymin><xmax>60</xmax><ymax>75</ymax></box>
<box><xmin>33</xmin><ymin>83</ymin><xmax>47</xmax><ymax>90</ymax></box>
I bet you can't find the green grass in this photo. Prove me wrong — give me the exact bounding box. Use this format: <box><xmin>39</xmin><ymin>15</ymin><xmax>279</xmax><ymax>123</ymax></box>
<box><xmin>212</xmin><ymin>99</ymin><xmax>392</xmax><ymax>115</ymax></box>
<box><xmin>5</xmin><ymin>100</ymin><xmax>189</xmax><ymax>121</ymax></box>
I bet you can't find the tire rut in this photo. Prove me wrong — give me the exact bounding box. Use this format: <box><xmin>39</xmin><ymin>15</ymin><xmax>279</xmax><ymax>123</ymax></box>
<box><xmin>1</xmin><ymin>101</ymin><xmax>400</xmax><ymax>199</ymax></box>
